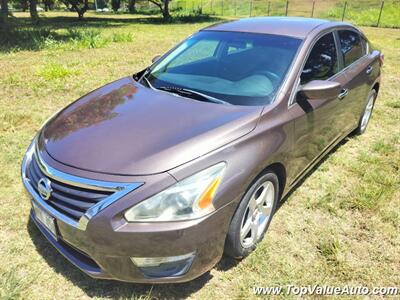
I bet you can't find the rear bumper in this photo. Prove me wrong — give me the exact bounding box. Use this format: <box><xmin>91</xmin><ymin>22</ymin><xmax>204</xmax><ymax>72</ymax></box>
<box><xmin>30</xmin><ymin>197</ymin><xmax>235</xmax><ymax>283</ymax></box>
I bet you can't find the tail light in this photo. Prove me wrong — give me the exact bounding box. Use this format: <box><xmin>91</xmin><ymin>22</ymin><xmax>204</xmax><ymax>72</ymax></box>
<box><xmin>379</xmin><ymin>53</ymin><xmax>384</xmax><ymax>66</ymax></box>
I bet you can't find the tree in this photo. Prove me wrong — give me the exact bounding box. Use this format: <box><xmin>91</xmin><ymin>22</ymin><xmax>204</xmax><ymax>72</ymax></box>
<box><xmin>43</xmin><ymin>0</ymin><xmax>54</xmax><ymax>11</ymax></box>
<box><xmin>9</xmin><ymin>0</ymin><xmax>28</xmax><ymax>12</ymax></box>
<box><xmin>148</xmin><ymin>0</ymin><xmax>171</xmax><ymax>21</ymax></box>
<box><xmin>29</xmin><ymin>0</ymin><xmax>39</xmax><ymax>23</ymax></box>
<box><xmin>60</xmin><ymin>0</ymin><xmax>89</xmax><ymax>19</ymax></box>
<box><xmin>0</xmin><ymin>0</ymin><xmax>8</xmax><ymax>24</ymax></box>
<box><xmin>128</xmin><ymin>0</ymin><xmax>136</xmax><ymax>13</ymax></box>
<box><xmin>21</xmin><ymin>0</ymin><xmax>28</xmax><ymax>12</ymax></box>
<box><xmin>111</xmin><ymin>0</ymin><xmax>120</xmax><ymax>12</ymax></box>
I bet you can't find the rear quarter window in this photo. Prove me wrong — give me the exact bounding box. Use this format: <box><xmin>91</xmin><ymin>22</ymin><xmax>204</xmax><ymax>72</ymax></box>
<box><xmin>338</xmin><ymin>30</ymin><xmax>364</xmax><ymax>67</ymax></box>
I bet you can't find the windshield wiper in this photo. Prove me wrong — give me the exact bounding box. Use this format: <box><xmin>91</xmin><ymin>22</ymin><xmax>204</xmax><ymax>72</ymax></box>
<box><xmin>157</xmin><ymin>87</ymin><xmax>231</xmax><ymax>105</ymax></box>
<box><xmin>142</xmin><ymin>75</ymin><xmax>155</xmax><ymax>90</ymax></box>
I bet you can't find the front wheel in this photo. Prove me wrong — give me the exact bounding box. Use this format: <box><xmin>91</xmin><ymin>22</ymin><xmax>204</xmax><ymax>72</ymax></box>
<box><xmin>354</xmin><ymin>89</ymin><xmax>377</xmax><ymax>135</ymax></box>
<box><xmin>224</xmin><ymin>172</ymin><xmax>279</xmax><ymax>258</ymax></box>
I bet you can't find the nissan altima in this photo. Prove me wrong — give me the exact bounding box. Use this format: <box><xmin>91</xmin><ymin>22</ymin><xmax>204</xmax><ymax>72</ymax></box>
<box><xmin>22</xmin><ymin>17</ymin><xmax>382</xmax><ymax>283</ymax></box>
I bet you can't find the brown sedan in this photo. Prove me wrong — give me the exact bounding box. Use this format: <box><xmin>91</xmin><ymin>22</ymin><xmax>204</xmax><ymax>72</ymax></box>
<box><xmin>22</xmin><ymin>17</ymin><xmax>382</xmax><ymax>283</ymax></box>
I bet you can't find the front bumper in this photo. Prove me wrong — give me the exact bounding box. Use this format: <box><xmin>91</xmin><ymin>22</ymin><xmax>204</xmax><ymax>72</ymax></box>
<box><xmin>29</xmin><ymin>198</ymin><xmax>234</xmax><ymax>283</ymax></box>
<box><xmin>22</xmin><ymin>138</ymin><xmax>237</xmax><ymax>283</ymax></box>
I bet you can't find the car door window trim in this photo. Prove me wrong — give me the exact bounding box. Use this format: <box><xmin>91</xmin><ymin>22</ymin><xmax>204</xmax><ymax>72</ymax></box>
<box><xmin>288</xmin><ymin>29</ymin><xmax>338</xmax><ymax>107</ymax></box>
<box><xmin>288</xmin><ymin>27</ymin><xmax>369</xmax><ymax>108</ymax></box>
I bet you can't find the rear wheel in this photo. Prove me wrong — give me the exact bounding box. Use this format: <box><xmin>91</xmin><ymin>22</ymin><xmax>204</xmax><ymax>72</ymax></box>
<box><xmin>224</xmin><ymin>172</ymin><xmax>279</xmax><ymax>258</ymax></box>
<box><xmin>354</xmin><ymin>89</ymin><xmax>377</xmax><ymax>135</ymax></box>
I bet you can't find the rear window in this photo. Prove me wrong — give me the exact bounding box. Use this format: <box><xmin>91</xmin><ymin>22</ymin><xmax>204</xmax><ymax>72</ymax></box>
<box><xmin>338</xmin><ymin>30</ymin><xmax>364</xmax><ymax>67</ymax></box>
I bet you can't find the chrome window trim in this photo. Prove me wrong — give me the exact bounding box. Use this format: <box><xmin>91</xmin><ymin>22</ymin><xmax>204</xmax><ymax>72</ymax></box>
<box><xmin>288</xmin><ymin>29</ymin><xmax>339</xmax><ymax>107</ymax></box>
<box><xmin>287</xmin><ymin>77</ymin><xmax>300</xmax><ymax>109</ymax></box>
<box><xmin>22</xmin><ymin>138</ymin><xmax>143</xmax><ymax>230</ymax></box>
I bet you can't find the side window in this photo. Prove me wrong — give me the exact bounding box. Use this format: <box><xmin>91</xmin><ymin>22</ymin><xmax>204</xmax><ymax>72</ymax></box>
<box><xmin>338</xmin><ymin>30</ymin><xmax>364</xmax><ymax>67</ymax></box>
<box><xmin>301</xmin><ymin>33</ymin><xmax>338</xmax><ymax>85</ymax></box>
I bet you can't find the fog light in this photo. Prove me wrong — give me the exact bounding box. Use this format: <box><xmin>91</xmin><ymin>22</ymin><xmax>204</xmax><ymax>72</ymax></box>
<box><xmin>131</xmin><ymin>252</ymin><xmax>195</xmax><ymax>278</ymax></box>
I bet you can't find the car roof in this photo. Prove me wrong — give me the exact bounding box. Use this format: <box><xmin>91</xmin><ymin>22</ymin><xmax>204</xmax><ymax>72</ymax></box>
<box><xmin>202</xmin><ymin>17</ymin><xmax>341</xmax><ymax>39</ymax></box>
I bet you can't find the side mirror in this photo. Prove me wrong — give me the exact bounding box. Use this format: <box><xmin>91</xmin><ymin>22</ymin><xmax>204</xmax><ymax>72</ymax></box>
<box><xmin>152</xmin><ymin>55</ymin><xmax>161</xmax><ymax>63</ymax></box>
<box><xmin>298</xmin><ymin>80</ymin><xmax>341</xmax><ymax>100</ymax></box>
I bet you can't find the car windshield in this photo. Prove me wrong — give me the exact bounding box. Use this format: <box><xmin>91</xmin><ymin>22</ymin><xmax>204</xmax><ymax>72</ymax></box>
<box><xmin>143</xmin><ymin>31</ymin><xmax>302</xmax><ymax>106</ymax></box>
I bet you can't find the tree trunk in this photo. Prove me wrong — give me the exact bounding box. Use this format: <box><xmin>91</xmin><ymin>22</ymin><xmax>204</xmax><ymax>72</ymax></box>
<box><xmin>128</xmin><ymin>0</ymin><xmax>136</xmax><ymax>13</ymax></box>
<box><xmin>0</xmin><ymin>0</ymin><xmax>8</xmax><ymax>24</ymax></box>
<box><xmin>72</xmin><ymin>0</ymin><xmax>88</xmax><ymax>20</ymax></box>
<box><xmin>162</xmin><ymin>0</ymin><xmax>171</xmax><ymax>21</ymax></box>
<box><xmin>111</xmin><ymin>0</ymin><xmax>120</xmax><ymax>12</ymax></box>
<box><xmin>148</xmin><ymin>0</ymin><xmax>171</xmax><ymax>21</ymax></box>
<box><xmin>29</xmin><ymin>0</ymin><xmax>39</xmax><ymax>23</ymax></box>
<box><xmin>22</xmin><ymin>0</ymin><xmax>28</xmax><ymax>12</ymax></box>
<box><xmin>44</xmin><ymin>0</ymin><xmax>51</xmax><ymax>11</ymax></box>
<box><xmin>76</xmin><ymin>6</ymin><xmax>84</xmax><ymax>20</ymax></box>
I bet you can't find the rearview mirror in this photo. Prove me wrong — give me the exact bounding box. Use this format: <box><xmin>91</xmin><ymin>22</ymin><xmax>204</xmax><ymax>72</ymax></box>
<box><xmin>152</xmin><ymin>55</ymin><xmax>161</xmax><ymax>63</ymax></box>
<box><xmin>298</xmin><ymin>80</ymin><xmax>341</xmax><ymax>100</ymax></box>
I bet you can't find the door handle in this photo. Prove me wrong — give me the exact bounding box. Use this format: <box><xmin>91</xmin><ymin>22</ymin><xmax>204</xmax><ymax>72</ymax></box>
<box><xmin>338</xmin><ymin>89</ymin><xmax>348</xmax><ymax>100</ymax></box>
<box><xmin>366</xmin><ymin>66</ymin><xmax>373</xmax><ymax>75</ymax></box>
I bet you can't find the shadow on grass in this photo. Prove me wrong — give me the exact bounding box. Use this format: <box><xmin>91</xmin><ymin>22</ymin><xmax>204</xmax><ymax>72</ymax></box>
<box><xmin>0</xmin><ymin>27</ymin><xmax>71</xmax><ymax>52</ymax></box>
<box><xmin>27</xmin><ymin>217</ymin><xmax>216</xmax><ymax>298</ymax></box>
<box><xmin>9</xmin><ymin>13</ymin><xmax>222</xmax><ymax>28</ymax></box>
<box><xmin>1</xmin><ymin>14</ymin><xmax>222</xmax><ymax>53</ymax></box>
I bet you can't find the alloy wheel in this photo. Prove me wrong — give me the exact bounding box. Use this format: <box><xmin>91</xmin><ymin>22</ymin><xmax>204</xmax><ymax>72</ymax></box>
<box><xmin>360</xmin><ymin>94</ymin><xmax>375</xmax><ymax>132</ymax></box>
<box><xmin>239</xmin><ymin>181</ymin><xmax>275</xmax><ymax>248</ymax></box>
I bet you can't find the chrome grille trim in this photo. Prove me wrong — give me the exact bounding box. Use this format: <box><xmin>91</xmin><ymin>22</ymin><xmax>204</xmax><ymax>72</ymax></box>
<box><xmin>22</xmin><ymin>138</ymin><xmax>143</xmax><ymax>230</ymax></box>
<box><xmin>34</xmin><ymin>142</ymin><xmax>123</xmax><ymax>192</ymax></box>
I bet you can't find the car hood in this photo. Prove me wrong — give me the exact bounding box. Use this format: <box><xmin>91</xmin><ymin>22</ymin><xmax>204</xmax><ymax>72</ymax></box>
<box><xmin>40</xmin><ymin>76</ymin><xmax>262</xmax><ymax>176</ymax></box>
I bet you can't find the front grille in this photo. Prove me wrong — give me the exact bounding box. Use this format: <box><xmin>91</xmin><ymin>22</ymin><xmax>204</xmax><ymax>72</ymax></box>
<box><xmin>26</xmin><ymin>157</ymin><xmax>114</xmax><ymax>221</ymax></box>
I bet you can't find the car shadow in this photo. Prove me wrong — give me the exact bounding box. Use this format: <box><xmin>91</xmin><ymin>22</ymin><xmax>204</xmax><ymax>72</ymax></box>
<box><xmin>26</xmin><ymin>135</ymin><xmax>352</xmax><ymax>298</ymax></box>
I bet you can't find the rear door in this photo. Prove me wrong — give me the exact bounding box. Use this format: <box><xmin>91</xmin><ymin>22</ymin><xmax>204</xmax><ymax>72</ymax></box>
<box><xmin>288</xmin><ymin>32</ymin><xmax>348</xmax><ymax>183</ymax></box>
<box><xmin>335</xmin><ymin>29</ymin><xmax>379</xmax><ymax>133</ymax></box>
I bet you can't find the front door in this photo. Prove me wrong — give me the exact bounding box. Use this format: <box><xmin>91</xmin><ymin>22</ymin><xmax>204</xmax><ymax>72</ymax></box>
<box><xmin>288</xmin><ymin>32</ymin><xmax>346</xmax><ymax>184</ymax></box>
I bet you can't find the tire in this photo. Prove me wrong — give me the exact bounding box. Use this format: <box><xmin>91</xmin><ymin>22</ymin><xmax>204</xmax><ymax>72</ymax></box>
<box><xmin>354</xmin><ymin>89</ymin><xmax>377</xmax><ymax>135</ymax></box>
<box><xmin>224</xmin><ymin>171</ymin><xmax>279</xmax><ymax>258</ymax></box>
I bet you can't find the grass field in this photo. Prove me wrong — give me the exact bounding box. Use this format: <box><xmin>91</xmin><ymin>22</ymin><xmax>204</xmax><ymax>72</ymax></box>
<box><xmin>169</xmin><ymin>0</ymin><xmax>400</xmax><ymax>27</ymax></box>
<box><xmin>0</xmin><ymin>12</ymin><xmax>399</xmax><ymax>299</ymax></box>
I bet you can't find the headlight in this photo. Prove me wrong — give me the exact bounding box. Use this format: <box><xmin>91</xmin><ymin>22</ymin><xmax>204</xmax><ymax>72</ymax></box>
<box><xmin>124</xmin><ymin>163</ymin><xmax>226</xmax><ymax>222</ymax></box>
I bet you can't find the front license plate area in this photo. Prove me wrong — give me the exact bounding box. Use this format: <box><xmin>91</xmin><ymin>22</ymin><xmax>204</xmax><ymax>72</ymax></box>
<box><xmin>32</xmin><ymin>201</ymin><xmax>58</xmax><ymax>239</ymax></box>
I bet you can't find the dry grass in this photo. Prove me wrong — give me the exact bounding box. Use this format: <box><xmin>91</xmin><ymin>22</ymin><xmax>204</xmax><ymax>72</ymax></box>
<box><xmin>0</xmin><ymin>12</ymin><xmax>399</xmax><ymax>300</ymax></box>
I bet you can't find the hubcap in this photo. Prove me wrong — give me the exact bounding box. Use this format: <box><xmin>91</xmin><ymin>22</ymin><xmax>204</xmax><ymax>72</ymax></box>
<box><xmin>240</xmin><ymin>181</ymin><xmax>275</xmax><ymax>248</ymax></box>
<box><xmin>360</xmin><ymin>94</ymin><xmax>374</xmax><ymax>132</ymax></box>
